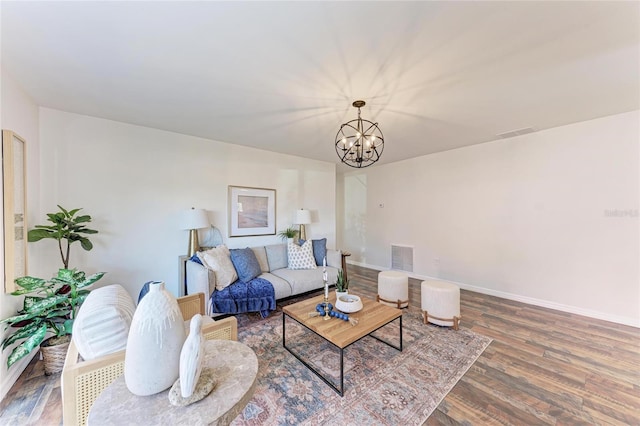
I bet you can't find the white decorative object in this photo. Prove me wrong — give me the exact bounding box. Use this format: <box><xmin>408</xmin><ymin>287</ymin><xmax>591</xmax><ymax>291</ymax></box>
<box><xmin>72</xmin><ymin>284</ymin><xmax>136</xmax><ymax>360</ymax></box>
<box><xmin>421</xmin><ymin>279</ymin><xmax>461</xmax><ymax>330</ymax></box>
<box><xmin>336</xmin><ymin>294</ymin><xmax>363</xmax><ymax>313</ymax></box>
<box><xmin>287</xmin><ymin>240</ymin><xmax>317</xmax><ymax>270</ymax></box>
<box><xmin>125</xmin><ymin>281</ymin><xmax>186</xmax><ymax>396</ymax></box>
<box><xmin>335</xmin><ymin>290</ymin><xmax>348</xmax><ymax>300</ymax></box>
<box><xmin>179</xmin><ymin>314</ymin><xmax>204</xmax><ymax>398</ymax></box>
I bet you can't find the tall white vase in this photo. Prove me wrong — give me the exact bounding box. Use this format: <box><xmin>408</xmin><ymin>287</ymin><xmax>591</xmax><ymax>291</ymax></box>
<box><xmin>125</xmin><ymin>281</ymin><xmax>186</xmax><ymax>396</ymax></box>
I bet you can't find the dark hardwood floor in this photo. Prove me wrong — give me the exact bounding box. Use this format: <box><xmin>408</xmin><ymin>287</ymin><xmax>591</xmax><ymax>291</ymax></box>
<box><xmin>1</xmin><ymin>264</ymin><xmax>638</xmax><ymax>425</ymax></box>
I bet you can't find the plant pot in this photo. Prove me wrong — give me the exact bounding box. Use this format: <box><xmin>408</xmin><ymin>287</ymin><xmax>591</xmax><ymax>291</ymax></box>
<box><xmin>335</xmin><ymin>290</ymin><xmax>348</xmax><ymax>300</ymax></box>
<box><xmin>40</xmin><ymin>335</ymin><xmax>71</xmax><ymax>375</ymax></box>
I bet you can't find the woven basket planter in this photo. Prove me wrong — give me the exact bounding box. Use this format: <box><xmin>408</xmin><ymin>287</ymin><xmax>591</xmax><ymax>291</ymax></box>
<box><xmin>41</xmin><ymin>335</ymin><xmax>71</xmax><ymax>375</ymax></box>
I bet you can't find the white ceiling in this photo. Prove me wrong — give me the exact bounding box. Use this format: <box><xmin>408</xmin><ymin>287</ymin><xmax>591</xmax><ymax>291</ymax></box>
<box><xmin>2</xmin><ymin>1</ymin><xmax>638</xmax><ymax>171</ymax></box>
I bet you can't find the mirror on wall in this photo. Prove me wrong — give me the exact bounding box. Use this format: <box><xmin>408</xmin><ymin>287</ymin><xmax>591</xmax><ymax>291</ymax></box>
<box><xmin>2</xmin><ymin>130</ymin><xmax>27</xmax><ymax>293</ymax></box>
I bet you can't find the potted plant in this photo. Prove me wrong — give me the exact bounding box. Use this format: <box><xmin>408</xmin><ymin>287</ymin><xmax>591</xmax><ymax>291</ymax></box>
<box><xmin>277</xmin><ymin>226</ymin><xmax>299</xmax><ymax>242</ymax></box>
<box><xmin>1</xmin><ymin>205</ymin><xmax>102</xmax><ymax>374</ymax></box>
<box><xmin>27</xmin><ymin>205</ymin><xmax>98</xmax><ymax>268</ymax></box>
<box><xmin>1</xmin><ymin>268</ymin><xmax>105</xmax><ymax>374</ymax></box>
<box><xmin>335</xmin><ymin>269</ymin><xmax>349</xmax><ymax>300</ymax></box>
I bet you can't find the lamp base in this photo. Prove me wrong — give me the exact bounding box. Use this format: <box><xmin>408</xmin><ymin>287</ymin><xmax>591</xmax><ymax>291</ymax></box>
<box><xmin>299</xmin><ymin>224</ymin><xmax>307</xmax><ymax>241</ymax></box>
<box><xmin>187</xmin><ymin>229</ymin><xmax>200</xmax><ymax>257</ymax></box>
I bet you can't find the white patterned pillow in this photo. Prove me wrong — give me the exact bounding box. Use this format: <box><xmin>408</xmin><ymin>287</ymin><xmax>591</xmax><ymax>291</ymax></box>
<box><xmin>287</xmin><ymin>240</ymin><xmax>318</xmax><ymax>270</ymax></box>
<box><xmin>197</xmin><ymin>245</ymin><xmax>238</xmax><ymax>290</ymax></box>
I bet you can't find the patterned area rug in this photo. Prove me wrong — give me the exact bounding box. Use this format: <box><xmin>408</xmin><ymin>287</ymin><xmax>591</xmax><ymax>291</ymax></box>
<box><xmin>231</xmin><ymin>307</ymin><xmax>491</xmax><ymax>425</ymax></box>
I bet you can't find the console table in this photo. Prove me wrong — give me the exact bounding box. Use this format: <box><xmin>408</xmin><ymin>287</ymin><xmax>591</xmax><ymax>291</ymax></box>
<box><xmin>87</xmin><ymin>340</ymin><xmax>258</xmax><ymax>425</ymax></box>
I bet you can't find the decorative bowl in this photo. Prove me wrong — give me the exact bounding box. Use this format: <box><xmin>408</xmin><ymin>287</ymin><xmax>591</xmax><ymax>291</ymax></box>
<box><xmin>335</xmin><ymin>294</ymin><xmax>363</xmax><ymax>313</ymax></box>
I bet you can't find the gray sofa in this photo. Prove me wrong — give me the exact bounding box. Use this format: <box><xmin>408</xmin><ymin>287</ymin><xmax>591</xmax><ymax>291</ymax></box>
<box><xmin>186</xmin><ymin>242</ymin><xmax>342</xmax><ymax>312</ymax></box>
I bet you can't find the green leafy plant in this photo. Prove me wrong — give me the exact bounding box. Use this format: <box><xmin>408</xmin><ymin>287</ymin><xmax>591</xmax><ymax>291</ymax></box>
<box><xmin>0</xmin><ymin>269</ymin><xmax>105</xmax><ymax>368</ymax></box>
<box><xmin>277</xmin><ymin>226</ymin><xmax>299</xmax><ymax>241</ymax></box>
<box><xmin>335</xmin><ymin>269</ymin><xmax>349</xmax><ymax>292</ymax></box>
<box><xmin>27</xmin><ymin>205</ymin><xmax>98</xmax><ymax>269</ymax></box>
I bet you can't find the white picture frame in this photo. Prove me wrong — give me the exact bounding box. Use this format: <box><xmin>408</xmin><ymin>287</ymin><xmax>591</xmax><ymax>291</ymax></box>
<box><xmin>228</xmin><ymin>186</ymin><xmax>276</xmax><ymax>237</ymax></box>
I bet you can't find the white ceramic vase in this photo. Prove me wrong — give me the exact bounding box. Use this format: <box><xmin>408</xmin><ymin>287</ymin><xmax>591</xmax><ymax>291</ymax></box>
<box><xmin>125</xmin><ymin>281</ymin><xmax>186</xmax><ymax>396</ymax></box>
<box><xmin>335</xmin><ymin>290</ymin><xmax>348</xmax><ymax>301</ymax></box>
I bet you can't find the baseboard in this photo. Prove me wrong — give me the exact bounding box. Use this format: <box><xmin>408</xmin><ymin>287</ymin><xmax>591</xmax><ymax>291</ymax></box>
<box><xmin>347</xmin><ymin>260</ymin><xmax>640</xmax><ymax>328</ymax></box>
<box><xmin>0</xmin><ymin>350</ymin><xmax>38</xmax><ymax>402</ymax></box>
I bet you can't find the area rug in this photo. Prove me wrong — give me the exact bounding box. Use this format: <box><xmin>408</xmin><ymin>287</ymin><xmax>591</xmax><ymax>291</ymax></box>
<box><xmin>230</xmin><ymin>307</ymin><xmax>491</xmax><ymax>425</ymax></box>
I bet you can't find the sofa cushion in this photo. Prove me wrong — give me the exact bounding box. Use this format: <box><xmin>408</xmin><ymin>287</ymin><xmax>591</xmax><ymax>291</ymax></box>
<box><xmin>230</xmin><ymin>247</ymin><xmax>262</xmax><ymax>282</ymax></box>
<box><xmin>197</xmin><ymin>245</ymin><xmax>238</xmax><ymax>291</ymax></box>
<box><xmin>287</xmin><ymin>240</ymin><xmax>317</xmax><ymax>270</ymax></box>
<box><xmin>72</xmin><ymin>284</ymin><xmax>136</xmax><ymax>360</ymax></box>
<box><xmin>259</xmin><ymin>272</ymin><xmax>293</xmax><ymax>300</ymax></box>
<box><xmin>265</xmin><ymin>243</ymin><xmax>287</xmax><ymax>271</ymax></box>
<box><xmin>251</xmin><ymin>247</ymin><xmax>270</xmax><ymax>273</ymax></box>
<box><xmin>271</xmin><ymin>266</ymin><xmax>339</xmax><ymax>295</ymax></box>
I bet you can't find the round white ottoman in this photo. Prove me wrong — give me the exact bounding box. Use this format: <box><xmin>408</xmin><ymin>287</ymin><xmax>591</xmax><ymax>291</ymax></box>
<box><xmin>421</xmin><ymin>279</ymin><xmax>461</xmax><ymax>330</ymax></box>
<box><xmin>377</xmin><ymin>271</ymin><xmax>409</xmax><ymax>308</ymax></box>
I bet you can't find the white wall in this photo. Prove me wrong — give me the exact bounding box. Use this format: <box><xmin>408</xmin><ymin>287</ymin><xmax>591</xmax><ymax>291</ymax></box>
<box><xmin>341</xmin><ymin>111</ymin><xmax>639</xmax><ymax>327</ymax></box>
<box><xmin>0</xmin><ymin>68</ymin><xmax>41</xmax><ymax>400</ymax></box>
<box><xmin>37</xmin><ymin>108</ymin><xmax>337</xmax><ymax>300</ymax></box>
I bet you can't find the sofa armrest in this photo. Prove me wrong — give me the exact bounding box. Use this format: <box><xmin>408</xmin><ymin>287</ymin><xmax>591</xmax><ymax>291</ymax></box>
<box><xmin>186</xmin><ymin>260</ymin><xmax>216</xmax><ymax>298</ymax></box>
<box><xmin>326</xmin><ymin>249</ymin><xmax>342</xmax><ymax>269</ymax></box>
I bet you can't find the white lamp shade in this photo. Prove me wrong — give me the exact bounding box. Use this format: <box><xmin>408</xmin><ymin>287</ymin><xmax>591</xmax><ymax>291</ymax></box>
<box><xmin>180</xmin><ymin>208</ymin><xmax>209</xmax><ymax>230</ymax></box>
<box><xmin>293</xmin><ymin>209</ymin><xmax>311</xmax><ymax>225</ymax></box>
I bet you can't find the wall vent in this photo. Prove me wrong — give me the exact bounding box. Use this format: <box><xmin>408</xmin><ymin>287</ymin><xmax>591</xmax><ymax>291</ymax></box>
<box><xmin>391</xmin><ymin>245</ymin><xmax>413</xmax><ymax>272</ymax></box>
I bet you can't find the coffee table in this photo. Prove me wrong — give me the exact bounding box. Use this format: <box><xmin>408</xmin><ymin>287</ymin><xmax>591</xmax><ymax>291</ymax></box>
<box><xmin>87</xmin><ymin>340</ymin><xmax>258</xmax><ymax>425</ymax></box>
<box><xmin>282</xmin><ymin>293</ymin><xmax>402</xmax><ymax>396</ymax></box>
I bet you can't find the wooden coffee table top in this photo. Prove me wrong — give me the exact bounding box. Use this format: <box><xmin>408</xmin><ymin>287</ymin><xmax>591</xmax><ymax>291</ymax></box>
<box><xmin>283</xmin><ymin>293</ymin><xmax>402</xmax><ymax>348</ymax></box>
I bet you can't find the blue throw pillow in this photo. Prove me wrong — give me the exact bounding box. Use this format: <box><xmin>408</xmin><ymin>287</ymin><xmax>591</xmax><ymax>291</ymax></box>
<box><xmin>230</xmin><ymin>248</ymin><xmax>262</xmax><ymax>283</ymax></box>
<box><xmin>312</xmin><ymin>238</ymin><xmax>327</xmax><ymax>266</ymax></box>
<box><xmin>189</xmin><ymin>253</ymin><xmax>203</xmax><ymax>265</ymax></box>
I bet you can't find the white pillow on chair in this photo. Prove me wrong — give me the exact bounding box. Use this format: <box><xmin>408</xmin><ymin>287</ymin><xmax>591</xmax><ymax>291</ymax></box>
<box><xmin>72</xmin><ymin>284</ymin><xmax>136</xmax><ymax>360</ymax></box>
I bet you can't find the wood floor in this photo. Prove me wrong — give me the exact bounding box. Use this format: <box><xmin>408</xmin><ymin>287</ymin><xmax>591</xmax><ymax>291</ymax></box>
<box><xmin>1</xmin><ymin>264</ymin><xmax>638</xmax><ymax>425</ymax></box>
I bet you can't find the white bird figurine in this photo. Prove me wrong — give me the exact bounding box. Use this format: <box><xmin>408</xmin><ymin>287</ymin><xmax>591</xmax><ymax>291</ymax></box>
<box><xmin>179</xmin><ymin>314</ymin><xmax>204</xmax><ymax>398</ymax></box>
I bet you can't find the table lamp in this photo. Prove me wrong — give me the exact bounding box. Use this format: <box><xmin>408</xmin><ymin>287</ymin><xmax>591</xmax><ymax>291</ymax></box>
<box><xmin>293</xmin><ymin>208</ymin><xmax>311</xmax><ymax>241</ymax></box>
<box><xmin>181</xmin><ymin>208</ymin><xmax>210</xmax><ymax>257</ymax></box>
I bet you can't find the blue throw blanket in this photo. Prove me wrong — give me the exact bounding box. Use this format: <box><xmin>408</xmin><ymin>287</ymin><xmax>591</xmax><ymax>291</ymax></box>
<box><xmin>210</xmin><ymin>277</ymin><xmax>276</xmax><ymax>318</ymax></box>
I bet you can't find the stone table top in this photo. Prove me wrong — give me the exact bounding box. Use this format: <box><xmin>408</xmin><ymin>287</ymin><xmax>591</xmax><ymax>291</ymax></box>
<box><xmin>88</xmin><ymin>340</ymin><xmax>258</xmax><ymax>426</ymax></box>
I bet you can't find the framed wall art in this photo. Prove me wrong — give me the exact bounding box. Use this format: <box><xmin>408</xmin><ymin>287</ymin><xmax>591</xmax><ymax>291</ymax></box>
<box><xmin>2</xmin><ymin>130</ymin><xmax>27</xmax><ymax>293</ymax></box>
<box><xmin>228</xmin><ymin>186</ymin><xmax>276</xmax><ymax>237</ymax></box>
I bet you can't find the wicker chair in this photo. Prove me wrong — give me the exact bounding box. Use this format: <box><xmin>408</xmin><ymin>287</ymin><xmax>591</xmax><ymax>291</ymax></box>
<box><xmin>61</xmin><ymin>292</ymin><xmax>237</xmax><ymax>426</ymax></box>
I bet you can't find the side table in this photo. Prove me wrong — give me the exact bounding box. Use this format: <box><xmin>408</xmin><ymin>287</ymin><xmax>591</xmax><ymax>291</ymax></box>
<box><xmin>88</xmin><ymin>340</ymin><xmax>258</xmax><ymax>426</ymax></box>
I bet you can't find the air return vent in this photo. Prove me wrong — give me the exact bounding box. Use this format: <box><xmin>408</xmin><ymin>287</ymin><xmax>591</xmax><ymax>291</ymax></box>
<box><xmin>391</xmin><ymin>245</ymin><xmax>413</xmax><ymax>272</ymax></box>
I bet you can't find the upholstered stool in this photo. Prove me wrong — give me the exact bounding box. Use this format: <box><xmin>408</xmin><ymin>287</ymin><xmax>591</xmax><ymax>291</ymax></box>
<box><xmin>421</xmin><ymin>279</ymin><xmax>461</xmax><ymax>330</ymax></box>
<box><xmin>377</xmin><ymin>271</ymin><xmax>409</xmax><ymax>308</ymax></box>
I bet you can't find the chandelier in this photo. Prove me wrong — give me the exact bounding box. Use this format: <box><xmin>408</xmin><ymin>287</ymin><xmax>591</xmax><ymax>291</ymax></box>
<box><xmin>335</xmin><ymin>100</ymin><xmax>384</xmax><ymax>168</ymax></box>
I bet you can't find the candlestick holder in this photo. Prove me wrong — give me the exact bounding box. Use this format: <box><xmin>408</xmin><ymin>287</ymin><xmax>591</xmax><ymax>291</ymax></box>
<box><xmin>322</xmin><ymin>258</ymin><xmax>330</xmax><ymax>320</ymax></box>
